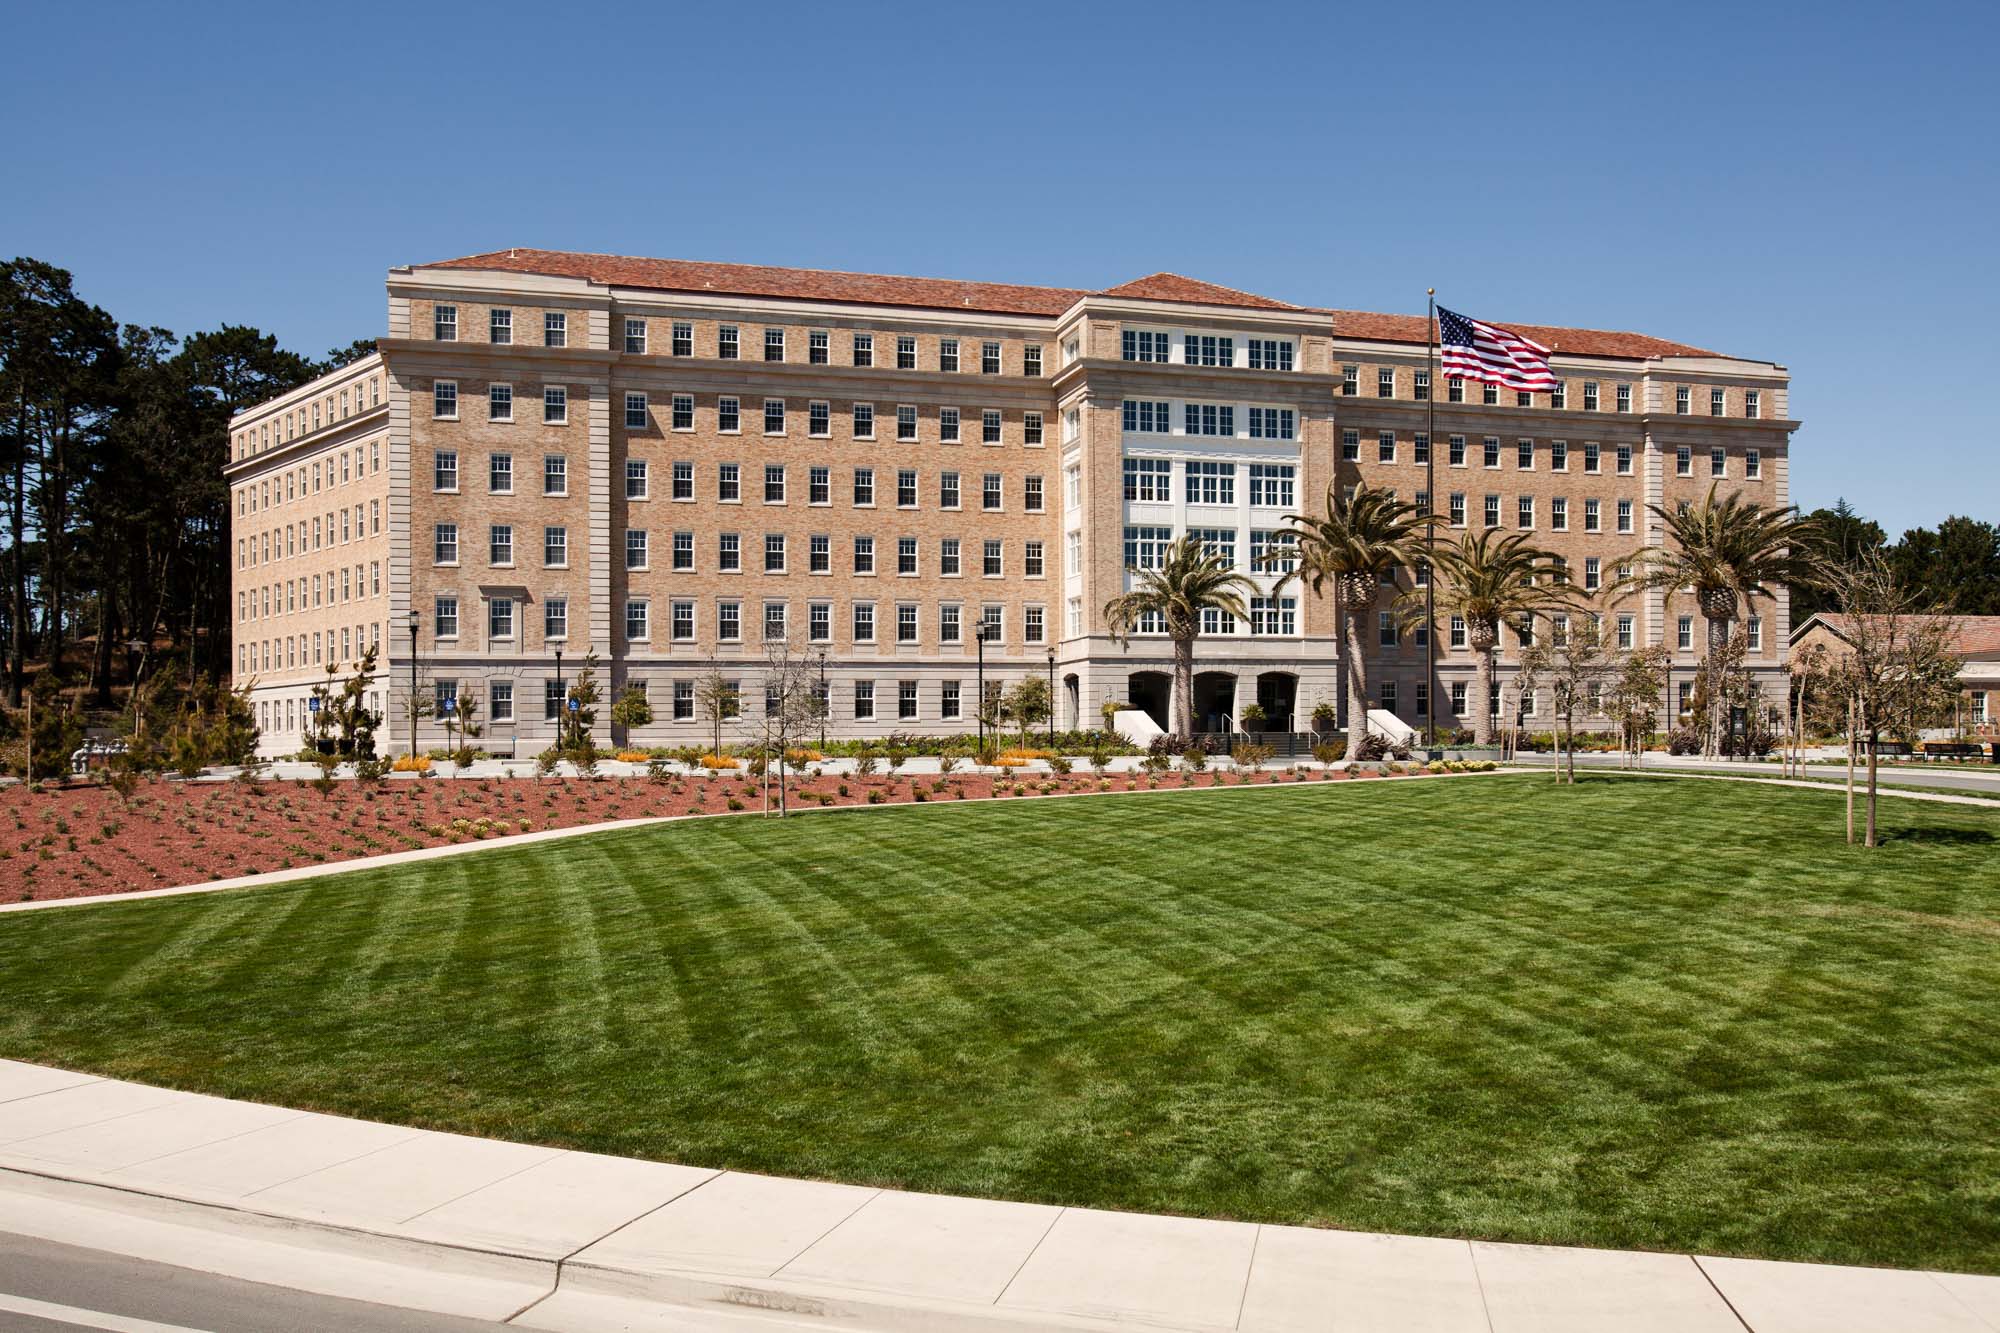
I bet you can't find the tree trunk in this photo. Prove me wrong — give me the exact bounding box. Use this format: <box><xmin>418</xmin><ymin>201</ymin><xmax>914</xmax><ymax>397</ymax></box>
<box><xmin>1565</xmin><ymin>709</ymin><xmax>1576</xmax><ymax>784</ymax></box>
<box><xmin>1699</xmin><ymin>594</ymin><xmax>1734</xmax><ymax>758</ymax></box>
<box><xmin>1865</xmin><ymin>725</ymin><xmax>1879</xmax><ymax>849</ymax></box>
<box><xmin>1344</xmin><ymin>604</ymin><xmax>1371</xmax><ymax>754</ymax></box>
<box><xmin>8</xmin><ymin>406</ymin><xmax>26</xmax><ymax>708</ymax></box>
<box><xmin>1844</xmin><ymin>694</ymin><xmax>1856</xmax><ymax>845</ymax></box>
<box><xmin>1469</xmin><ymin>622</ymin><xmax>1498</xmax><ymax>746</ymax></box>
<box><xmin>1172</xmin><ymin>632</ymin><xmax>1195</xmax><ymax>738</ymax></box>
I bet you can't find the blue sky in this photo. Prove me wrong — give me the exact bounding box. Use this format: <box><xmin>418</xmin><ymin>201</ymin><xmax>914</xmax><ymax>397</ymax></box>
<box><xmin>5</xmin><ymin>0</ymin><xmax>1994</xmax><ymax>536</ymax></box>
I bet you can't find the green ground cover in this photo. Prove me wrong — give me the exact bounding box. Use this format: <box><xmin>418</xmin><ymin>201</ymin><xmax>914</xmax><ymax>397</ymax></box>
<box><xmin>2</xmin><ymin>775</ymin><xmax>1996</xmax><ymax>1271</ymax></box>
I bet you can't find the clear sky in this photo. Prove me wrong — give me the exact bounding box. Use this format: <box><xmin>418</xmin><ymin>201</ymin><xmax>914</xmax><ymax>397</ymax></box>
<box><xmin>5</xmin><ymin>0</ymin><xmax>1993</xmax><ymax>536</ymax></box>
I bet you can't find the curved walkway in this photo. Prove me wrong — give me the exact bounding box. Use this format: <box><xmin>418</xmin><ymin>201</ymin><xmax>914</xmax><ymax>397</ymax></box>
<box><xmin>0</xmin><ymin>1060</ymin><xmax>1995</xmax><ymax>1332</ymax></box>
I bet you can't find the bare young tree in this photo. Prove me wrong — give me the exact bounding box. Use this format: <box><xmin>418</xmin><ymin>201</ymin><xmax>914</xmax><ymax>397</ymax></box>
<box><xmin>743</xmin><ymin>635</ymin><xmax>822</xmax><ymax>816</ymax></box>
<box><xmin>1517</xmin><ymin>609</ymin><xmax>1621</xmax><ymax>784</ymax></box>
<box><xmin>693</xmin><ymin>656</ymin><xmax>738</xmax><ymax>759</ymax></box>
<box><xmin>1817</xmin><ymin>556</ymin><xmax>1964</xmax><ymax>847</ymax></box>
<box><xmin>1604</xmin><ymin>645</ymin><xmax>1670</xmax><ymax>769</ymax></box>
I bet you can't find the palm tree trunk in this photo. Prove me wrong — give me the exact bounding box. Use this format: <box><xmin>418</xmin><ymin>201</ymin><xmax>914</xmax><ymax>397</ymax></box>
<box><xmin>1345</xmin><ymin>607</ymin><xmax>1370</xmax><ymax>754</ymax></box>
<box><xmin>1703</xmin><ymin>609</ymin><xmax>1730</xmax><ymax>758</ymax></box>
<box><xmin>1172</xmin><ymin>633</ymin><xmax>1195</xmax><ymax>738</ymax></box>
<box><xmin>1471</xmin><ymin>632</ymin><xmax>1497</xmax><ymax>747</ymax></box>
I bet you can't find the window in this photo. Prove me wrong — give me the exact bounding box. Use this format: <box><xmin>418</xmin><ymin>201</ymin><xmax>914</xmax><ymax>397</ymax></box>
<box><xmin>1124</xmin><ymin>525</ymin><xmax>1171</xmax><ymax>570</ymax></box>
<box><xmin>898</xmin><ymin>469</ymin><xmax>919</xmax><ymax>508</ymax></box>
<box><xmin>810</xmin><ymin>534</ymin><xmax>831</xmax><ymax>573</ymax></box>
<box><xmin>1711</xmin><ymin>447</ymin><xmax>1727</xmax><ymax>478</ymax></box>
<box><xmin>1449</xmin><ymin>492</ymin><xmax>1466</xmax><ymax>527</ymax></box>
<box><xmin>1745</xmin><ymin>389</ymin><xmax>1762</xmax><ymax>420</ymax></box>
<box><xmin>983</xmin><ymin>539</ymin><xmax>1003</xmax><ymax>576</ymax></box>
<box><xmin>1675</xmin><ymin>386</ymin><xmax>1691</xmax><ymax>414</ymax></box>
<box><xmin>488</xmin><ymin>597</ymin><xmax>515</xmax><ymax>640</ymax></box>
<box><xmin>853</xmin><ymin>535</ymin><xmax>875</xmax><ymax>574</ymax></box>
<box><xmin>1583</xmin><ymin>557</ymin><xmax>1602</xmax><ymax>592</ymax></box>
<box><xmin>1710</xmin><ymin>387</ymin><xmax>1726</xmax><ymax>417</ymax></box>
<box><xmin>980</xmin><ymin>340</ymin><xmax>1001</xmax><ymax>374</ymax></box>
<box><xmin>434</xmin><ymin>523</ymin><xmax>458</xmax><ymax>564</ymax></box>
<box><xmin>488</xmin><ymin>308</ymin><xmax>511</xmax><ymax>344</ymax></box>
<box><xmin>1617</xmin><ymin>499</ymin><xmax>1634</xmax><ymax>533</ymax></box>
<box><xmin>764</xmin><ymin>327</ymin><xmax>785</xmax><ymax>362</ymax></box>
<box><xmin>1584</xmin><ymin>498</ymin><xmax>1601</xmax><ymax>532</ymax></box>
<box><xmin>667</xmin><ymin>394</ymin><xmax>693</xmax><ymax>430</ymax></box>
<box><xmin>545</xmin><ymin>597</ymin><xmax>568</xmax><ymax>640</ymax></box>
<box><xmin>982</xmin><ymin>409</ymin><xmax>1003</xmax><ymax>444</ymax></box>
<box><xmin>896</xmin><ymin>335</ymin><xmax>916</xmax><ymax>369</ymax></box>
<box><xmin>1550</xmin><ymin>382</ymin><xmax>1566</xmax><ymax>409</ymax></box>
<box><xmin>809</xmin><ymin>401</ymin><xmax>831</xmax><ymax>437</ymax></box>
<box><xmin>756</xmin><ymin>464</ymin><xmax>782</xmax><ymax>504</ymax></box>
<box><xmin>1747</xmin><ymin>617</ymin><xmax>1764</xmax><ymax>652</ymax></box>
<box><xmin>1517</xmin><ymin>390</ymin><xmax>1532</xmax><ymax>407</ymax></box>
<box><xmin>1518</xmin><ymin>496</ymin><xmax>1535</xmax><ymax>528</ymax></box>
<box><xmin>1551</xmin><ymin>440</ymin><xmax>1567</xmax><ymax>471</ymax></box>
<box><xmin>1249</xmin><ymin>464</ymin><xmax>1294</xmax><ymax>508</ymax></box>
<box><xmin>719</xmin><ymin>532</ymin><xmax>741</xmax><ymax>571</ymax></box>
<box><xmin>1611</xmin><ymin>383</ymin><xmax>1630</xmax><ymax>413</ymax></box>
<box><xmin>1245</xmin><ymin>337</ymin><xmax>1293</xmax><ymax>371</ymax></box>
<box><xmin>940</xmin><ymin>407</ymin><xmax>961</xmax><ymax>443</ymax></box>
<box><xmin>434</xmin><ymin>304</ymin><xmax>457</xmax><ymax>341</ymax></box>
<box><xmin>852</xmin><ymin>679</ymin><xmax>875</xmax><ymax>718</ymax></box>
<box><xmin>849</xmin><ymin>467</ymin><xmax>875</xmax><ymax>507</ymax></box>
<box><xmin>719</xmin><ymin>325</ymin><xmax>739</xmax><ymax>359</ymax></box>
<box><xmin>1166</xmin><ymin>462</ymin><xmax>1232</xmax><ymax>512</ymax></box>
<box><xmin>940</xmin><ymin>537</ymin><xmax>960</xmax><ymax>576</ymax></box>
<box><xmin>852</xmin><ymin>332</ymin><xmax>873</xmax><ymax>367</ymax></box>
<box><xmin>940</xmin><ymin>471</ymin><xmax>961</xmax><ymax>508</ymax></box>
<box><xmin>765</xmin><ymin>600</ymin><xmax>788</xmax><ymax>640</ymax></box>
<box><xmin>853</xmin><ymin>602</ymin><xmax>876</xmax><ymax>642</ymax></box>
<box><xmin>671</xmin><ymin>530</ymin><xmax>693</xmax><ymax>570</ymax></box>
<box><xmin>1483</xmin><ymin>437</ymin><xmax>1501</xmax><ymax>468</ymax></box>
<box><xmin>1248</xmin><ymin>407</ymin><xmax>1294</xmax><ymax>440</ymax></box>
<box><xmin>1580</xmin><ymin>442</ymin><xmax>1600</xmax><ymax>474</ymax></box>
<box><xmin>433</xmin><ymin>381</ymin><xmax>458</xmax><ymax>419</ymax></box>
<box><xmin>671</xmin><ymin>601</ymin><xmax>694</xmax><ymax>641</ymax></box>
<box><xmin>1414</xmin><ymin>369</ymin><xmax>1431</xmax><ymax>401</ymax></box>
<box><xmin>939</xmin><ymin>338</ymin><xmax>959</xmax><ymax>372</ymax></box>
<box><xmin>1446</xmin><ymin>435</ymin><xmax>1467</xmax><ymax>467</ymax></box>
<box><xmin>719</xmin><ymin>397</ymin><xmax>740</xmax><ymax>432</ymax></box>
<box><xmin>808</xmin><ymin>330</ymin><xmax>828</xmax><ymax>365</ymax></box>
<box><xmin>1616</xmin><ymin>444</ymin><xmax>1633</xmax><ymax>475</ymax></box>
<box><xmin>718</xmin><ymin>601</ymin><xmax>741</xmax><ymax>640</ymax></box>
<box><xmin>1121</xmin><ymin>400</ymin><xmax>1171</xmax><ymax>433</ymax></box>
<box><xmin>1745</xmin><ymin>448</ymin><xmax>1762</xmax><ymax>479</ymax></box>
<box><xmin>940</xmin><ymin>604</ymin><xmax>962</xmax><ymax>642</ymax></box>
<box><xmin>1378</xmin><ymin>431</ymin><xmax>1396</xmax><ymax>463</ymax></box>
<box><xmin>1184</xmin><ymin>334</ymin><xmax>1233</xmax><ymax>367</ymax></box>
<box><xmin>764</xmin><ymin>399</ymin><xmax>786</xmax><ymax>434</ymax></box>
<box><xmin>1378</xmin><ymin>367</ymin><xmax>1395</xmax><ymax>397</ymax></box>
<box><xmin>1379</xmin><ymin>611</ymin><xmax>1398</xmax><ymax>646</ymax></box>
<box><xmin>1676</xmin><ymin>444</ymin><xmax>1693</xmax><ymax>476</ymax></box>
<box><xmin>626</xmin><ymin>459</ymin><xmax>649</xmax><ymax>500</ymax></box>
<box><xmin>1414</xmin><ymin>433</ymin><xmax>1430</xmax><ymax>465</ymax></box>
<box><xmin>1551</xmin><ymin>497</ymin><xmax>1568</xmax><ymax>531</ymax></box>
<box><xmin>1617</xmin><ymin>615</ymin><xmax>1635</xmax><ymax>650</ymax></box>
<box><xmin>807</xmin><ymin>602</ymin><xmax>831</xmax><ymax>643</ymax></box>
<box><xmin>1123</xmin><ymin>456</ymin><xmax>1171</xmax><ymax>501</ymax></box>
<box><xmin>1250</xmin><ymin>597</ymin><xmax>1297</xmax><ymax>636</ymax></box>
<box><xmin>1483</xmin><ymin>494</ymin><xmax>1501</xmax><ymax>528</ymax></box>
<box><xmin>979</xmin><ymin>605</ymin><xmax>1004</xmax><ymax>642</ymax></box>
<box><xmin>1122</xmin><ymin>329</ymin><xmax>1168</xmax><ymax>362</ymax></box>
<box><xmin>623</xmin><ymin>392</ymin><xmax>648</xmax><ymax>429</ymax></box>
<box><xmin>624</xmin><ymin>318</ymin><xmax>647</xmax><ymax>354</ymax></box>
<box><xmin>672</xmin><ymin>461</ymin><xmax>694</xmax><ymax>500</ymax></box>
<box><xmin>542</xmin><ymin>385</ymin><xmax>567</xmax><ymax>424</ymax></box>
<box><xmin>1677</xmin><ymin>615</ymin><xmax>1694</xmax><ymax>651</ymax></box>
<box><xmin>853</xmin><ymin>403</ymin><xmax>875</xmax><ymax>439</ymax></box>
<box><xmin>1516</xmin><ymin>439</ymin><xmax>1534</xmax><ymax>469</ymax></box>
<box><xmin>1024</xmin><ymin>344</ymin><xmax>1042</xmax><ymax>376</ymax></box>
<box><xmin>1023</xmin><ymin>474</ymin><xmax>1044</xmax><ymax>512</ymax></box>
<box><xmin>1024</xmin><ymin>540</ymin><xmax>1046</xmax><ymax>578</ymax></box>
<box><xmin>897</xmin><ymin>536</ymin><xmax>918</xmax><ymax>575</ymax></box>
<box><xmin>543</xmin><ymin>454</ymin><xmax>568</xmax><ymax>496</ymax></box>
<box><xmin>1341</xmin><ymin>429</ymin><xmax>1360</xmax><ymax>462</ymax></box>
<box><xmin>490</xmin><ymin>524</ymin><xmax>515</xmax><ymax>565</ymax></box>
<box><xmin>433</xmin><ymin>449</ymin><xmax>459</xmax><ymax>491</ymax></box>
<box><xmin>625</xmin><ymin>529</ymin><xmax>648</xmax><ymax>570</ymax></box>
<box><xmin>896</xmin><ymin>405</ymin><xmax>918</xmax><ymax>442</ymax></box>
<box><xmin>434</xmin><ymin>594</ymin><xmax>459</xmax><ymax>638</ymax></box>
<box><xmin>625</xmin><ymin>599</ymin><xmax>650</xmax><ymax>641</ymax></box>
<box><xmin>671</xmin><ymin>321</ymin><xmax>692</xmax><ymax>356</ymax></box>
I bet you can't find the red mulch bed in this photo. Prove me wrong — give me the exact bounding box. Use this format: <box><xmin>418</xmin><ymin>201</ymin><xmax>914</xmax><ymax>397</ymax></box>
<box><xmin>0</xmin><ymin>766</ymin><xmax>1415</xmax><ymax>905</ymax></box>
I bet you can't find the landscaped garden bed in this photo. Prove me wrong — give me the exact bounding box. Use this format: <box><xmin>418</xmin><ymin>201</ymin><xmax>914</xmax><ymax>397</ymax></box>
<box><xmin>0</xmin><ymin>761</ymin><xmax>1457</xmax><ymax>903</ymax></box>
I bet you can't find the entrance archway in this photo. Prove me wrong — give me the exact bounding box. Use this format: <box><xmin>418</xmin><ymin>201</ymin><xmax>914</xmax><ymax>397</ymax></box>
<box><xmin>1063</xmin><ymin>674</ymin><xmax>1080</xmax><ymax>731</ymax></box>
<box><xmin>1127</xmin><ymin>671</ymin><xmax>1171</xmax><ymax>731</ymax></box>
<box><xmin>1256</xmin><ymin>671</ymin><xmax>1298</xmax><ymax>732</ymax></box>
<box><xmin>1192</xmin><ymin>671</ymin><xmax>1237</xmax><ymax>734</ymax></box>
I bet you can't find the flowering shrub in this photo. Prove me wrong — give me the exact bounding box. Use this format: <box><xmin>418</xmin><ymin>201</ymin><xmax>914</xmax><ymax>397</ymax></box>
<box><xmin>700</xmin><ymin>754</ymin><xmax>741</xmax><ymax>770</ymax></box>
<box><xmin>392</xmin><ymin>756</ymin><xmax>432</xmax><ymax>773</ymax></box>
<box><xmin>614</xmin><ymin>749</ymin><xmax>651</xmax><ymax>763</ymax></box>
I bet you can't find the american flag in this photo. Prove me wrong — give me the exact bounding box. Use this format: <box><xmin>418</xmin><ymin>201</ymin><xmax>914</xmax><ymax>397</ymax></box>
<box><xmin>1437</xmin><ymin>306</ymin><xmax>1558</xmax><ymax>391</ymax></box>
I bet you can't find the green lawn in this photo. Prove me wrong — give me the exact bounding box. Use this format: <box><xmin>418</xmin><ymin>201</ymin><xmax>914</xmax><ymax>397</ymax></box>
<box><xmin>3</xmin><ymin>775</ymin><xmax>1997</xmax><ymax>1272</ymax></box>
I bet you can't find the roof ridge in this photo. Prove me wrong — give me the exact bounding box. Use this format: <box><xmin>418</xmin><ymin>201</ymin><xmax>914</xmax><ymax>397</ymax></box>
<box><xmin>434</xmin><ymin>248</ymin><xmax>1091</xmax><ymax>299</ymax></box>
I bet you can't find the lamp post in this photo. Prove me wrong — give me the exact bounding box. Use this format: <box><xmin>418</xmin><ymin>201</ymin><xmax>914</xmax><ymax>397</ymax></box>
<box><xmin>1047</xmin><ymin>648</ymin><xmax>1056</xmax><ymax>751</ymax></box>
<box><xmin>554</xmin><ymin>647</ymin><xmax>564</xmax><ymax>749</ymax></box>
<box><xmin>817</xmin><ymin>649</ymin><xmax>827</xmax><ymax>750</ymax></box>
<box><xmin>404</xmin><ymin>609</ymin><xmax>420</xmax><ymax>759</ymax></box>
<box><xmin>976</xmin><ymin>625</ymin><xmax>988</xmax><ymax>752</ymax></box>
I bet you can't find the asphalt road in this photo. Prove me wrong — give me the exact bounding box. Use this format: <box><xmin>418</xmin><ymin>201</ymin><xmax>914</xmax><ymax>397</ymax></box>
<box><xmin>1507</xmin><ymin>752</ymin><xmax>2000</xmax><ymax>797</ymax></box>
<box><xmin>0</xmin><ymin>1231</ymin><xmax>509</xmax><ymax>1333</ymax></box>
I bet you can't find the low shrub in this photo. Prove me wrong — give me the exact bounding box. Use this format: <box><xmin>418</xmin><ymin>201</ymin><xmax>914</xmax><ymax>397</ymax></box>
<box><xmin>614</xmin><ymin>749</ymin><xmax>651</xmax><ymax>763</ymax></box>
<box><xmin>1312</xmin><ymin>740</ymin><xmax>1346</xmax><ymax>765</ymax></box>
<box><xmin>392</xmin><ymin>755</ymin><xmax>432</xmax><ymax>773</ymax></box>
<box><xmin>700</xmin><ymin>754</ymin><xmax>741</xmax><ymax>770</ymax></box>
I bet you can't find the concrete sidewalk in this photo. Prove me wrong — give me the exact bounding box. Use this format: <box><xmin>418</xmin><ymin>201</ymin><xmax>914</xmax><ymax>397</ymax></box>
<box><xmin>0</xmin><ymin>1061</ymin><xmax>1995</xmax><ymax>1331</ymax></box>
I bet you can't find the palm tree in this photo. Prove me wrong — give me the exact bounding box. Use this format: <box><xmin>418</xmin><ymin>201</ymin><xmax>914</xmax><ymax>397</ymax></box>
<box><xmin>1619</xmin><ymin>483</ymin><xmax>1827</xmax><ymax>754</ymax></box>
<box><xmin>1268</xmin><ymin>484</ymin><xmax>1438</xmax><ymax>753</ymax></box>
<box><xmin>1419</xmin><ymin>529</ymin><xmax>1580</xmax><ymax>746</ymax></box>
<box><xmin>1103</xmin><ymin>536</ymin><xmax>1257</xmax><ymax>738</ymax></box>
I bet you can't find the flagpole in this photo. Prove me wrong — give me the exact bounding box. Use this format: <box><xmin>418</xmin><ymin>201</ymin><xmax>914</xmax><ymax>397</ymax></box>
<box><xmin>1425</xmin><ymin>289</ymin><xmax>1437</xmax><ymax>750</ymax></box>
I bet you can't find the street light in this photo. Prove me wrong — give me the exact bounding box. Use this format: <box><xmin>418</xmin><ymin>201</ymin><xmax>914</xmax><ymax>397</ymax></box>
<box><xmin>554</xmin><ymin>647</ymin><xmax>564</xmax><ymax>749</ymax></box>
<box><xmin>404</xmin><ymin>609</ymin><xmax>420</xmax><ymax>759</ymax></box>
<box><xmin>975</xmin><ymin>624</ymin><xmax>988</xmax><ymax>753</ymax></box>
<box><xmin>1047</xmin><ymin>648</ymin><xmax>1056</xmax><ymax>751</ymax></box>
<box><xmin>817</xmin><ymin>649</ymin><xmax>827</xmax><ymax>750</ymax></box>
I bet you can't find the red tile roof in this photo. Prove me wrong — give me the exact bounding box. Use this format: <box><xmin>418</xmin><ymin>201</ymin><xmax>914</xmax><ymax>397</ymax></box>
<box><xmin>414</xmin><ymin>249</ymin><xmax>1724</xmax><ymax>359</ymax></box>
<box><xmin>1802</xmin><ymin>614</ymin><xmax>2000</xmax><ymax>659</ymax></box>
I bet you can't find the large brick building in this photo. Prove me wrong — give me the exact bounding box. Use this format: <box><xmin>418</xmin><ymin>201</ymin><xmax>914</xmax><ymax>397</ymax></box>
<box><xmin>226</xmin><ymin>250</ymin><xmax>1797</xmax><ymax>755</ymax></box>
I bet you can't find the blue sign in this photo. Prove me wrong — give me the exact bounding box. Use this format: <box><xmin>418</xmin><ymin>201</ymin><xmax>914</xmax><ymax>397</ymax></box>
<box><xmin>440</xmin><ymin>698</ymin><xmax>456</xmax><ymax>716</ymax></box>
<box><xmin>307</xmin><ymin>697</ymin><xmax>320</xmax><ymax>713</ymax></box>
<box><xmin>567</xmin><ymin>698</ymin><xmax>580</xmax><ymax>712</ymax></box>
